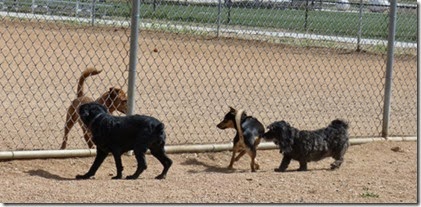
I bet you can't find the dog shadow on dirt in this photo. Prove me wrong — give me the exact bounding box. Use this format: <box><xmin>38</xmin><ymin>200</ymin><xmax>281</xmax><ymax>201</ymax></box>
<box><xmin>180</xmin><ymin>158</ymin><xmax>249</xmax><ymax>174</ymax></box>
<box><xmin>26</xmin><ymin>169</ymin><xmax>74</xmax><ymax>181</ymax></box>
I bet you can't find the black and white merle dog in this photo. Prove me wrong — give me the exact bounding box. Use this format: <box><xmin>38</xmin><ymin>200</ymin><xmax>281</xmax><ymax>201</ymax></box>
<box><xmin>262</xmin><ymin>119</ymin><xmax>349</xmax><ymax>172</ymax></box>
<box><xmin>76</xmin><ymin>102</ymin><xmax>172</xmax><ymax>180</ymax></box>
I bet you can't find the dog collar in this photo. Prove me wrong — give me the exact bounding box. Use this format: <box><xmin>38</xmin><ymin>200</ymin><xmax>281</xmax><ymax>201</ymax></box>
<box><xmin>88</xmin><ymin>113</ymin><xmax>104</xmax><ymax>129</ymax></box>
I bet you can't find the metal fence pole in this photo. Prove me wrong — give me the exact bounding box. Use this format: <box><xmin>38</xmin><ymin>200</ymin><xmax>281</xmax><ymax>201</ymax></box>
<box><xmin>217</xmin><ymin>0</ymin><xmax>221</xmax><ymax>37</ymax></box>
<box><xmin>91</xmin><ymin>0</ymin><xmax>96</xmax><ymax>26</ymax></box>
<box><xmin>76</xmin><ymin>0</ymin><xmax>79</xmax><ymax>17</ymax></box>
<box><xmin>127</xmin><ymin>0</ymin><xmax>141</xmax><ymax>116</ymax></box>
<box><xmin>381</xmin><ymin>0</ymin><xmax>397</xmax><ymax>138</ymax></box>
<box><xmin>31</xmin><ymin>0</ymin><xmax>35</xmax><ymax>14</ymax></box>
<box><xmin>356</xmin><ymin>0</ymin><xmax>363</xmax><ymax>52</ymax></box>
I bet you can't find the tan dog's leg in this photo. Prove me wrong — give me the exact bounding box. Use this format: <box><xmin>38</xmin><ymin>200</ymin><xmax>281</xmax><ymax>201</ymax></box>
<box><xmin>251</xmin><ymin>137</ymin><xmax>262</xmax><ymax>171</ymax></box>
<box><xmin>228</xmin><ymin>145</ymin><xmax>239</xmax><ymax>169</ymax></box>
<box><xmin>81</xmin><ymin>124</ymin><xmax>94</xmax><ymax>149</ymax></box>
<box><xmin>228</xmin><ymin>151</ymin><xmax>236</xmax><ymax>169</ymax></box>
<box><xmin>234</xmin><ymin>150</ymin><xmax>246</xmax><ymax>161</ymax></box>
<box><xmin>61</xmin><ymin>107</ymin><xmax>78</xmax><ymax>149</ymax></box>
<box><xmin>246</xmin><ymin>137</ymin><xmax>262</xmax><ymax>172</ymax></box>
<box><xmin>247</xmin><ymin>149</ymin><xmax>259</xmax><ymax>172</ymax></box>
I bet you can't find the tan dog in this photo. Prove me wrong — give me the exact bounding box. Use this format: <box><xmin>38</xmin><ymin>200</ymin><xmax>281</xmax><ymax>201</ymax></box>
<box><xmin>217</xmin><ymin>107</ymin><xmax>264</xmax><ymax>172</ymax></box>
<box><xmin>60</xmin><ymin>68</ymin><xmax>128</xmax><ymax>149</ymax></box>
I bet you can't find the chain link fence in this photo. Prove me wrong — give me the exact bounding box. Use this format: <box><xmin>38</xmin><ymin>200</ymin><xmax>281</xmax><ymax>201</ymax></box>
<box><xmin>0</xmin><ymin>0</ymin><xmax>417</xmax><ymax>151</ymax></box>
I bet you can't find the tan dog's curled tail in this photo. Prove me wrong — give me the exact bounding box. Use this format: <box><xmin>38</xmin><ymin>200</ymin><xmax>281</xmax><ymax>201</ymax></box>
<box><xmin>235</xmin><ymin>109</ymin><xmax>245</xmax><ymax>141</ymax></box>
<box><xmin>77</xmin><ymin>67</ymin><xmax>102</xmax><ymax>98</ymax></box>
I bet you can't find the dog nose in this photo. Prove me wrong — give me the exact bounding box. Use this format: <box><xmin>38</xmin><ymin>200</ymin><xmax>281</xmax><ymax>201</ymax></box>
<box><xmin>217</xmin><ymin>123</ymin><xmax>225</xmax><ymax>129</ymax></box>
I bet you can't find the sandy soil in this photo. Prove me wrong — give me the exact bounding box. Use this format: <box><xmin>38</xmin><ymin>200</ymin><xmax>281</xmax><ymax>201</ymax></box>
<box><xmin>0</xmin><ymin>141</ymin><xmax>417</xmax><ymax>203</ymax></box>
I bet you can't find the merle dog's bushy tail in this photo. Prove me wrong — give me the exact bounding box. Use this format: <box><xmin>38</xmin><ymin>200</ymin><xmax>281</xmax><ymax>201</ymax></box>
<box><xmin>329</xmin><ymin>119</ymin><xmax>349</xmax><ymax>130</ymax></box>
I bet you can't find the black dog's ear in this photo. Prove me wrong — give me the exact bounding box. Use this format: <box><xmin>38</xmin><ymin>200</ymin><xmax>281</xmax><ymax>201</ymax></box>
<box><xmin>97</xmin><ymin>103</ymin><xmax>108</xmax><ymax>113</ymax></box>
<box><xmin>78</xmin><ymin>105</ymin><xmax>90</xmax><ymax>118</ymax></box>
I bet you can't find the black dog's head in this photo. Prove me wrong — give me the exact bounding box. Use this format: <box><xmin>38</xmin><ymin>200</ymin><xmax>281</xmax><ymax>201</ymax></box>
<box><xmin>216</xmin><ymin>106</ymin><xmax>246</xmax><ymax>130</ymax></box>
<box><xmin>262</xmin><ymin>121</ymin><xmax>295</xmax><ymax>153</ymax></box>
<box><xmin>79</xmin><ymin>102</ymin><xmax>108</xmax><ymax>127</ymax></box>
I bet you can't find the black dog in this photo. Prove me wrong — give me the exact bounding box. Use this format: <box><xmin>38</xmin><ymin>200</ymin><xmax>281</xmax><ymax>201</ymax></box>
<box><xmin>217</xmin><ymin>107</ymin><xmax>264</xmax><ymax>172</ymax></box>
<box><xmin>262</xmin><ymin>119</ymin><xmax>349</xmax><ymax>172</ymax></box>
<box><xmin>76</xmin><ymin>102</ymin><xmax>172</xmax><ymax>180</ymax></box>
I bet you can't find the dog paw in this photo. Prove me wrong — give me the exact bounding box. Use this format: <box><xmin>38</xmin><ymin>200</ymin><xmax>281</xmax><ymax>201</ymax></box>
<box><xmin>274</xmin><ymin>168</ymin><xmax>285</xmax><ymax>173</ymax></box>
<box><xmin>112</xmin><ymin>175</ymin><xmax>122</xmax><ymax>179</ymax></box>
<box><xmin>126</xmin><ymin>175</ymin><xmax>138</xmax><ymax>180</ymax></box>
<box><xmin>254</xmin><ymin>163</ymin><xmax>260</xmax><ymax>170</ymax></box>
<box><xmin>155</xmin><ymin>174</ymin><xmax>166</xmax><ymax>180</ymax></box>
<box><xmin>75</xmin><ymin>174</ymin><xmax>91</xmax><ymax>179</ymax></box>
<box><xmin>330</xmin><ymin>164</ymin><xmax>340</xmax><ymax>170</ymax></box>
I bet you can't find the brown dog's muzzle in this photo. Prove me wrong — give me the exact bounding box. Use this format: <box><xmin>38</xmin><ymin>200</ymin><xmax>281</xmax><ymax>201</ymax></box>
<box><xmin>217</xmin><ymin>119</ymin><xmax>235</xmax><ymax>129</ymax></box>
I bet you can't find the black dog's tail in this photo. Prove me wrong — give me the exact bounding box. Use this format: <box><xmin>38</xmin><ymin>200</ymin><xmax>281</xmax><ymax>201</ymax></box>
<box><xmin>329</xmin><ymin>119</ymin><xmax>349</xmax><ymax>130</ymax></box>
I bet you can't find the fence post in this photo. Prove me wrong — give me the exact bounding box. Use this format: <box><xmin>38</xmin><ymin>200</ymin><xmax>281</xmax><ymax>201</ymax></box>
<box><xmin>32</xmin><ymin>0</ymin><xmax>35</xmax><ymax>14</ymax></box>
<box><xmin>76</xmin><ymin>0</ymin><xmax>79</xmax><ymax>17</ymax></box>
<box><xmin>127</xmin><ymin>0</ymin><xmax>141</xmax><ymax>116</ymax></box>
<box><xmin>304</xmin><ymin>0</ymin><xmax>309</xmax><ymax>30</ymax></box>
<box><xmin>217</xmin><ymin>0</ymin><xmax>222</xmax><ymax>37</ymax></box>
<box><xmin>91</xmin><ymin>0</ymin><xmax>96</xmax><ymax>26</ymax></box>
<box><xmin>381</xmin><ymin>0</ymin><xmax>397</xmax><ymax>138</ymax></box>
<box><xmin>356</xmin><ymin>0</ymin><xmax>363</xmax><ymax>52</ymax></box>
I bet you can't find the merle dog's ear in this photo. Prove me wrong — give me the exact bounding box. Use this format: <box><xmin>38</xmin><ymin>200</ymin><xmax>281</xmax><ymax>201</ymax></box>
<box><xmin>267</xmin><ymin>123</ymin><xmax>276</xmax><ymax>131</ymax></box>
<box><xmin>278</xmin><ymin>121</ymin><xmax>294</xmax><ymax>154</ymax></box>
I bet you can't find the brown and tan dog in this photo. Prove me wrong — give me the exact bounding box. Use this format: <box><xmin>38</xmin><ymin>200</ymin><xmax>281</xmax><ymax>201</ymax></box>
<box><xmin>60</xmin><ymin>67</ymin><xmax>128</xmax><ymax>149</ymax></box>
<box><xmin>217</xmin><ymin>107</ymin><xmax>265</xmax><ymax>172</ymax></box>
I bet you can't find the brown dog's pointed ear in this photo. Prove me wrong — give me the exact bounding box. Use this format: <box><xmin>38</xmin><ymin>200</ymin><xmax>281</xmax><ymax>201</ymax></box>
<box><xmin>108</xmin><ymin>87</ymin><xmax>118</xmax><ymax>97</ymax></box>
<box><xmin>229</xmin><ymin>106</ymin><xmax>236</xmax><ymax>112</ymax></box>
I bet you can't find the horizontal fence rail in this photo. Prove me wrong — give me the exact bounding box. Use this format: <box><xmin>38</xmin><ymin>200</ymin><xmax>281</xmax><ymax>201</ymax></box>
<box><xmin>0</xmin><ymin>0</ymin><xmax>417</xmax><ymax>153</ymax></box>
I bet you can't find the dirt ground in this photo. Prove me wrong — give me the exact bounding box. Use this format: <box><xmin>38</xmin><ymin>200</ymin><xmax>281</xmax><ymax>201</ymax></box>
<box><xmin>0</xmin><ymin>140</ymin><xmax>417</xmax><ymax>203</ymax></box>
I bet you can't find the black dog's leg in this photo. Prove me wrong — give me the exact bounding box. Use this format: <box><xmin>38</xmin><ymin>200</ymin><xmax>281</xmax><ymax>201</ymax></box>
<box><xmin>111</xmin><ymin>150</ymin><xmax>124</xmax><ymax>179</ymax></box>
<box><xmin>150</xmin><ymin>143</ymin><xmax>173</xmax><ymax>179</ymax></box>
<box><xmin>76</xmin><ymin>149</ymin><xmax>108</xmax><ymax>179</ymax></box>
<box><xmin>275</xmin><ymin>155</ymin><xmax>291</xmax><ymax>172</ymax></box>
<box><xmin>126</xmin><ymin>145</ymin><xmax>148</xmax><ymax>180</ymax></box>
<box><xmin>298</xmin><ymin>160</ymin><xmax>308</xmax><ymax>171</ymax></box>
<box><xmin>331</xmin><ymin>144</ymin><xmax>348</xmax><ymax>169</ymax></box>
